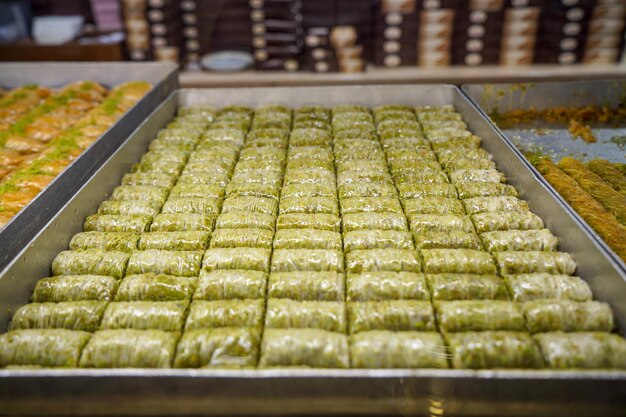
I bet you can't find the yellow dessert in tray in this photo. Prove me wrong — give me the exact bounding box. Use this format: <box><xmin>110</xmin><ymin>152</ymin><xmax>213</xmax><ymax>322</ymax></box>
<box><xmin>0</xmin><ymin>81</ymin><xmax>151</xmax><ymax>227</ymax></box>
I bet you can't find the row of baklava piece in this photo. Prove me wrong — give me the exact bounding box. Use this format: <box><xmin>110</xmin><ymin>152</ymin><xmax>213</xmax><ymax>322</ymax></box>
<box><xmin>2</xmin><ymin>299</ymin><xmax>624</xmax><ymax>369</ymax></box>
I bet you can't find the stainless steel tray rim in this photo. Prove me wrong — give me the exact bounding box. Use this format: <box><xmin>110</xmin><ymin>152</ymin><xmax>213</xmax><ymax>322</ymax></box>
<box><xmin>178</xmin><ymin>84</ymin><xmax>460</xmax><ymax>108</ymax></box>
<box><xmin>0</xmin><ymin>62</ymin><xmax>178</xmax><ymax>89</ymax></box>
<box><xmin>2</xmin><ymin>84</ymin><xmax>626</xmax><ymax>415</ymax></box>
<box><xmin>464</xmin><ymin>79</ymin><xmax>626</xmax><ymax>111</ymax></box>
<box><xmin>1</xmin><ymin>368</ymin><xmax>626</xmax><ymax>380</ymax></box>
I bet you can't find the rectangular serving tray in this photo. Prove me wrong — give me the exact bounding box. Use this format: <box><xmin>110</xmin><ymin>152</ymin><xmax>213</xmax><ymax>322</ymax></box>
<box><xmin>0</xmin><ymin>85</ymin><xmax>625</xmax><ymax>417</ymax></box>
<box><xmin>0</xmin><ymin>62</ymin><xmax>179</xmax><ymax>271</ymax></box>
<box><xmin>462</xmin><ymin>80</ymin><xmax>626</xmax><ymax>273</ymax></box>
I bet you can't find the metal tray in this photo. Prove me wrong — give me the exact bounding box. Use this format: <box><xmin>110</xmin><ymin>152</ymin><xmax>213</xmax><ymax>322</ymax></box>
<box><xmin>0</xmin><ymin>62</ymin><xmax>179</xmax><ymax>271</ymax></box>
<box><xmin>1</xmin><ymin>85</ymin><xmax>625</xmax><ymax>417</ymax></box>
<box><xmin>462</xmin><ymin>80</ymin><xmax>626</xmax><ymax>272</ymax></box>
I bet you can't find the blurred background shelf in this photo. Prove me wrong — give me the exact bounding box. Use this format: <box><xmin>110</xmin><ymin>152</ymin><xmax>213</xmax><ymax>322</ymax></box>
<box><xmin>0</xmin><ymin>38</ymin><xmax>124</xmax><ymax>61</ymax></box>
<box><xmin>3</xmin><ymin>0</ymin><xmax>626</xmax><ymax>89</ymax></box>
<box><xmin>179</xmin><ymin>64</ymin><xmax>626</xmax><ymax>88</ymax></box>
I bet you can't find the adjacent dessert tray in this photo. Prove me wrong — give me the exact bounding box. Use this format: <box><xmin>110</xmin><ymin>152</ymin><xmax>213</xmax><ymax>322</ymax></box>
<box><xmin>463</xmin><ymin>81</ymin><xmax>626</xmax><ymax>270</ymax></box>
<box><xmin>0</xmin><ymin>62</ymin><xmax>178</xmax><ymax>271</ymax></box>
